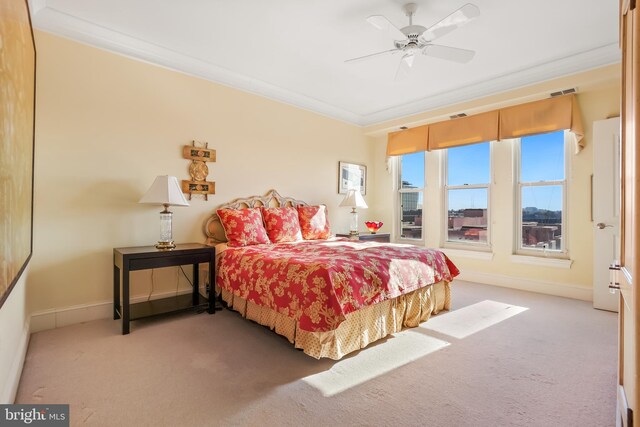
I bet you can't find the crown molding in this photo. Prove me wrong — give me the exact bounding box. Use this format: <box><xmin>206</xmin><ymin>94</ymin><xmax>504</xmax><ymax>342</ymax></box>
<box><xmin>362</xmin><ymin>43</ymin><xmax>620</xmax><ymax>124</ymax></box>
<box><xmin>32</xmin><ymin>6</ymin><xmax>364</xmax><ymax>125</ymax></box>
<box><xmin>32</xmin><ymin>5</ymin><xmax>621</xmax><ymax>127</ymax></box>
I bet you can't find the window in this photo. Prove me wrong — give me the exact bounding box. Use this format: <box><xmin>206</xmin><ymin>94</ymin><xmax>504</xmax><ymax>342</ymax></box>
<box><xmin>517</xmin><ymin>130</ymin><xmax>567</xmax><ymax>253</ymax></box>
<box><xmin>444</xmin><ymin>142</ymin><xmax>490</xmax><ymax>246</ymax></box>
<box><xmin>399</xmin><ymin>152</ymin><xmax>424</xmax><ymax>240</ymax></box>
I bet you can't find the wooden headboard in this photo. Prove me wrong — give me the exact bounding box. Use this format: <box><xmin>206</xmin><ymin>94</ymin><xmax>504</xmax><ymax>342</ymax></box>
<box><xmin>204</xmin><ymin>189</ymin><xmax>309</xmax><ymax>245</ymax></box>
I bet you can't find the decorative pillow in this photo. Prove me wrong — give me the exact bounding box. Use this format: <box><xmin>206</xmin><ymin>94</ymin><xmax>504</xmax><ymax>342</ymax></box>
<box><xmin>261</xmin><ymin>207</ymin><xmax>303</xmax><ymax>243</ymax></box>
<box><xmin>297</xmin><ymin>205</ymin><xmax>331</xmax><ymax>240</ymax></box>
<box><xmin>216</xmin><ymin>208</ymin><xmax>270</xmax><ymax>247</ymax></box>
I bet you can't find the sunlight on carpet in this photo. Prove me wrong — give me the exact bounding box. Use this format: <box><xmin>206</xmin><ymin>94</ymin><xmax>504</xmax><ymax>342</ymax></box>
<box><xmin>420</xmin><ymin>299</ymin><xmax>529</xmax><ymax>339</ymax></box>
<box><xmin>302</xmin><ymin>333</ymin><xmax>449</xmax><ymax>397</ymax></box>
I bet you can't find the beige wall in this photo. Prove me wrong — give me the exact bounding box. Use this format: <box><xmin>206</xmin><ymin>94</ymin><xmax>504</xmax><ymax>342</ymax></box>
<box><xmin>0</xmin><ymin>270</ymin><xmax>29</xmax><ymax>403</ymax></box>
<box><xmin>368</xmin><ymin>71</ymin><xmax>621</xmax><ymax>297</ymax></box>
<box><xmin>0</xmin><ymin>25</ymin><xmax>620</xmax><ymax>403</ymax></box>
<box><xmin>29</xmin><ymin>31</ymin><xmax>374</xmax><ymax>313</ymax></box>
<box><xmin>24</xmin><ymin>31</ymin><xmax>620</xmax><ymax>317</ymax></box>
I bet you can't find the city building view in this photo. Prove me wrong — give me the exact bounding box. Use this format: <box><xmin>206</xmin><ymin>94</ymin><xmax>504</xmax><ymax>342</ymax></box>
<box><xmin>442</xmin><ymin>130</ymin><xmax>564</xmax><ymax>250</ymax></box>
<box><xmin>521</xmin><ymin>206</ymin><xmax>562</xmax><ymax>250</ymax></box>
<box><xmin>400</xmin><ymin>181</ymin><xmax>422</xmax><ymax>239</ymax></box>
<box><xmin>447</xmin><ymin>208</ymin><xmax>488</xmax><ymax>243</ymax></box>
<box><xmin>445</xmin><ymin>206</ymin><xmax>562</xmax><ymax>249</ymax></box>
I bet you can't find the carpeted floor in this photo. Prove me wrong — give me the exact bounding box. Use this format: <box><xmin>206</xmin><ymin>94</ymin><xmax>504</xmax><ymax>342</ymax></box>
<box><xmin>16</xmin><ymin>281</ymin><xmax>617</xmax><ymax>427</ymax></box>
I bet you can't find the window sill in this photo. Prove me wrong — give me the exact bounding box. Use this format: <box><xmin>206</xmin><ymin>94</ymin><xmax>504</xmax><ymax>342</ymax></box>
<box><xmin>510</xmin><ymin>254</ymin><xmax>573</xmax><ymax>269</ymax></box>
<box><xmin>395</xmin><ymin>238</ymin><xmax>424</xmax><ymax>246</ymax></box>
<box><xmin>440</xmin><ymin>248</ymin><xmax>494</xmax><ymax>261</ymax></box>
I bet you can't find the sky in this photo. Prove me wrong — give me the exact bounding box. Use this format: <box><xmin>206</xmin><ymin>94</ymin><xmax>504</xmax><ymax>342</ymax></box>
<box><xmin>401</xmin><ymin>131</ymin><xmax>565</xmax><ymax>211</ymax></box>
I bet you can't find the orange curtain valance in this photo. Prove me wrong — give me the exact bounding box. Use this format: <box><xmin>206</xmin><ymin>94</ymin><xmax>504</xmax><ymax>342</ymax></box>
<box><xmin>499</xmin><ymin>94</ymin><xmax>584</xmax><ymax>150</ymax></box>
<box><xmin>386</xmin><ymin>125</ymin><xmax>428</xmax><ymax>156</ymax></box>
<box><xmin>428</xmin><ymin>111</ymin><xmax>499</xmax><ymax>150</ymax></box>
<box><xmin>386</xmin><ymin>94</ymin><xmax>584</xmax><ymax>155</ymax></box>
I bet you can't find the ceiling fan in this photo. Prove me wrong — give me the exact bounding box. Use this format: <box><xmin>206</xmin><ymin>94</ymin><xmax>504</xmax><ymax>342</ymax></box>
<box><xmin>346</xmin><ymin>2</ymin><xmax>480</xmax><ymax>80</ymax></box>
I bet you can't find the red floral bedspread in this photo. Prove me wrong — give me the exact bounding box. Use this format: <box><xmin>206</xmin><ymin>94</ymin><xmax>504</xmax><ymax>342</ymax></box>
<box><xmin>216</xmin><ymin>239</ymin><xmax>459</xmax><ymax>332</ymax></box>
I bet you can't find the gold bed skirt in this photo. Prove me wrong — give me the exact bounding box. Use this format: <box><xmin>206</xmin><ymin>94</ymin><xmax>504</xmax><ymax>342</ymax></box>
<box><xmin>220</xmin><ymin>281</ymin><xmax>451</xmax><ymax>360</ymax></box>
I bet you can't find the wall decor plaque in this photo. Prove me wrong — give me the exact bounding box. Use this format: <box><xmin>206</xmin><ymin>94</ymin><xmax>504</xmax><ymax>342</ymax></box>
<box><xmin>182</xmin><ymin>141</ymin><xmax>216</xmax><ymax>200</ymax></box>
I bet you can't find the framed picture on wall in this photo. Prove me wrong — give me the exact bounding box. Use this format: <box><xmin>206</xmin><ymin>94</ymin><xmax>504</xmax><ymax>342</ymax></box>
<box><xmin>338</xmin><ymin>161</ymin><xmax>366</xmax><ymax>195</ymax></box>
<box><xmin>0</xmin><ymin>0</ymin><xmax>36</xmax><ymax>308</ymax></box>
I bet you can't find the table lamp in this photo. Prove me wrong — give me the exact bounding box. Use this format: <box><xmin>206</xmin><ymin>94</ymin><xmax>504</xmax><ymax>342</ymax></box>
<box><xmin>139</xmin><ymin>175</ymin><xmax>189</xmax><ymax>249</ymax></box>
<box><xmin>339</xmin><ymin>189</ymin><xmax>368</xmax><ymax>236</ymax></box>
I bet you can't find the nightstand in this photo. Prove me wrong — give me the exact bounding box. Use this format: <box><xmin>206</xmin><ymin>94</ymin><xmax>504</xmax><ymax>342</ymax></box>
<box><xmin>336</xmin><ymin>232</ymin><xmax>391</xmax><ymax>243</ymax></box>
<box><xmin>113</xmin><ymin>243</ymin><xmax>215</xmax><ymax>335</ymax></box>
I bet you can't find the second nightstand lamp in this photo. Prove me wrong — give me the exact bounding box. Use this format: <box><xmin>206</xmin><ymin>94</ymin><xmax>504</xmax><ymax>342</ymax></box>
<box><xmin>139</xmin><ymin>175</ymin><xmax>189</xmax><ymax>249</ymax></box>
<box><xmin>339</xmin><ymin>189</ymin><xmax>368</xmax><ymax>236</ymax></box>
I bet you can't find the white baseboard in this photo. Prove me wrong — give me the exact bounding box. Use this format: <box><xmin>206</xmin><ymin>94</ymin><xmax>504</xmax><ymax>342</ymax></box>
<box><xmin>29</xmin><ymin>272</ymin><xmax>590</xmax><ymax>335</ymax></box>
<box><xmin>30</xmin><ymin>288</ymin><xmax>203</xmax><ymax>333</ymax></box>
<box><xmin>2</xmin><ymin>319</ymin><xmax>31</xmax><ymax>403</ymax></box>
<box><xmin>455</xmin><ymin>270</ymin><xmax>592</xmax><ymax>301</ymax></box>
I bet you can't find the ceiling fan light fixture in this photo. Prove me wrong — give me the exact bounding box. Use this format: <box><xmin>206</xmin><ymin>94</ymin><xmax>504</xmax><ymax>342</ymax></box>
<box><xmin>347</xmin><ymin>2</ymin><xmax>480</xmax><ymax>79</ymax></box>
<box><xmin>402</xmin><ymin>53</ymin><xmax>416</xmax><ymax>67</ymax></box>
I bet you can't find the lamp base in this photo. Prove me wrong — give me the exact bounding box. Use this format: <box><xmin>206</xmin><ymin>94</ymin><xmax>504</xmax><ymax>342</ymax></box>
<box><xmin>155</xmin><ymin>240</ymin><xmax>176</xmax><ymax>250</ymax></box>
<box><xmin>349</xmin><ymin>208</ymin><xmax>359</xmax><ymax>236</ymax></box>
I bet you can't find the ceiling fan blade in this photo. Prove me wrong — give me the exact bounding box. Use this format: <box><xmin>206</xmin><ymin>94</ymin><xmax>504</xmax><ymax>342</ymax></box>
<box><xmin>345</xmin><ymin>48</ymin><xmax>400</xmax><ymax>63</ymax></box>
<box><xmin>423</xmin><ymin>44</ymin><xmax>476</xmax><ymax>63</ymax></box>
<box><xmin>395</xmin><ymin>53</ymin><xmax>415</xmax><ymax>81</ymax></box>
<box><xmin>420</xmin><ymin>3</ymin><xmax>480</xmax><ymax>42</ymax></box>
<box><xmin>366</xmin><ymin>15</ymin><xmax>406</xmax><ymax>40</ymax></box>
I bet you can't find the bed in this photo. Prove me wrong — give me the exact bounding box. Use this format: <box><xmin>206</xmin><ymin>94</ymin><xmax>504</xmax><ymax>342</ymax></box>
<box><xmin>204</xmin><ymin>190</ymin><xmax>459</xmax><ymax>359</ymax></box>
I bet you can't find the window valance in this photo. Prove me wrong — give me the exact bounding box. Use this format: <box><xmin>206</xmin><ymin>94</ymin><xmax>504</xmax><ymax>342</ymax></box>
<box><xmin>428</xmin><ymin>110</ymin><xmax>499</xmax><ymax>150</ymax></box>
<box><xmin>498</xmin><ymin>94</ymin><xmax>584</xmax><ymax>151</ymax></box>
<box><xmin>385</xmin><ymin>94</ymin><xmax>584</xmax><ymax>156</ymax></box>
<box><xmin>386</xmin><ymin>125</ymin><xmax>429</xmax><ymax>156</ymax></box>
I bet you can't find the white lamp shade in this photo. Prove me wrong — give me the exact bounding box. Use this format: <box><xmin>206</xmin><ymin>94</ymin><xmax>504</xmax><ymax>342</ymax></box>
<box><xmin>139</xmin><ymin>175</ymin><xmax>189</xmax><ymax>206</ymax></box>
<box><xmin>339</xmin><ymin>189</ymin><xmax>368</xmax><ymax>209</ymax></box>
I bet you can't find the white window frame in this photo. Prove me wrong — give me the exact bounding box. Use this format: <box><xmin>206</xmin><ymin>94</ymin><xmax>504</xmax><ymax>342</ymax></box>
<box><xmin>514</xmin><ymin>130</ymin><xmax>570</xmax><ymax>258</ymax></box>
<box><xmin>442</xmin><ymin>142</ymin><xmax>492</xmax><ymax>250</ymax></box>
<box><xmin>397</xmin><ymin>152</ymin><xmax>426</xmax><ymax>243</ymax></box>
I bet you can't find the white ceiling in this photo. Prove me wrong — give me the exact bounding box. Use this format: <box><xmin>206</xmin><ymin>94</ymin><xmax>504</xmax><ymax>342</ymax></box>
<box><xmin>30</xmin><ymin>0</ymin><xmax>620</xmax><ymax>126</ymax></box>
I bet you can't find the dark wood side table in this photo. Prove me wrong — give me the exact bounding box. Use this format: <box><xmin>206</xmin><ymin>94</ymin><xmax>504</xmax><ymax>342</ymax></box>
<box><xmin>335</xmin><ymin>232</ymin><xmax>391</xmax><ymax>243</ymax></box>
<box><xmin>113</xmin><ymin>243</ymin><xmax>215</xmax><ymax>335</ymax></box>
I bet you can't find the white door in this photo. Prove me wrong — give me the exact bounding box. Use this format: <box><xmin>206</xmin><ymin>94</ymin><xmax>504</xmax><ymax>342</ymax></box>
<box><xmin>592</xmin><ymin>117</ymin><xmax>620</xmax><ymax>312</ymax></box>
